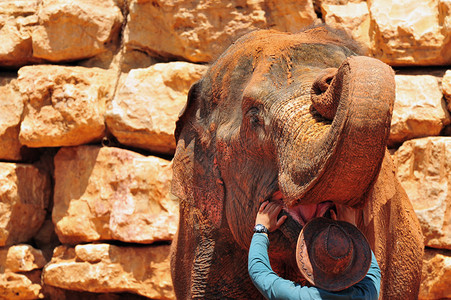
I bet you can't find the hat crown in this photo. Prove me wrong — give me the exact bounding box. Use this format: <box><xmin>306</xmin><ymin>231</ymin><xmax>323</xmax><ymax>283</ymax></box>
<box><xmin>296</xmin><ymin>218</ymin><xmax>371</xmax><ymax>291</ymax></box>
<box><xmin>312</xmin><ymin>224</ymin><xmax>353</xmax><ymax>274</ymax></box>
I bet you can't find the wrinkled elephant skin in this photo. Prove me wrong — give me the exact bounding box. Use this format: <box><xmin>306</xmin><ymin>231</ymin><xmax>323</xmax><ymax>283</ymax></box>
<box><xmin>171</xmin><ymin>27</ymin><xmax>423</xmax><ymax>299</ymax></box>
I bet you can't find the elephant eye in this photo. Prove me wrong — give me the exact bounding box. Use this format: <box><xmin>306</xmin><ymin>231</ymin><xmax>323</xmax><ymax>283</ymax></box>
<box><xmin>247</xmin><ymin>107</ymin><xmax>263</xmax><ymax>126</ymax></box>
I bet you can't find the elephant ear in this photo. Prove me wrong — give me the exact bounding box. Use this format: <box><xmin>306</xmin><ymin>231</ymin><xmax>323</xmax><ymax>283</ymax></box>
<box><xmin>172</xmin><ymin>81</ymin><xmax>225</xmax><ymax>229</ymax></box>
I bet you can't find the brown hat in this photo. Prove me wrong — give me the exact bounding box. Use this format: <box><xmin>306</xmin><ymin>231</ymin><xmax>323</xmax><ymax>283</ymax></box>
<box><xmin>296</xmin><ymin>217</ymin><xmax>371</xmax><ymax>291</ymax></box>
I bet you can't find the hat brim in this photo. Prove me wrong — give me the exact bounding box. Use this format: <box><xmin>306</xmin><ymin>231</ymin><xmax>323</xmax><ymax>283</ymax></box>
<box><xmin>296</xmin><ymin>217</ymin><xmax>371</xmax><ymax>291</ymax></box>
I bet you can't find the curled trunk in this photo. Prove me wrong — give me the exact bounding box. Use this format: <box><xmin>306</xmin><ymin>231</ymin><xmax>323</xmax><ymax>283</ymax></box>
<box><xmin>278</xmin><ymin>56</ymin><xmax>395</xmax><ymax>207</ymax></box>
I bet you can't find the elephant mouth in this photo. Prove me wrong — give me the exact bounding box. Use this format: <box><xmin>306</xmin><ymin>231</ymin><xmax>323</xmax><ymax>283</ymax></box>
<box><xmin>272</xmin><ymin>191</ymin><xmax>336</xmax><ymax>225</ymax></box>
<box><xmin>285</xmin><ymin>201</ymin><xmax>335</xmax><ymax>225</ymax></box>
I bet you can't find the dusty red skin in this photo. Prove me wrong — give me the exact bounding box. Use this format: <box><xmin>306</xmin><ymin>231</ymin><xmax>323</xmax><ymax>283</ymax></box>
<box><xmin>171</xmin><ymin>26</ymin><xmax>423</xmax><ymax>299</ymax></box>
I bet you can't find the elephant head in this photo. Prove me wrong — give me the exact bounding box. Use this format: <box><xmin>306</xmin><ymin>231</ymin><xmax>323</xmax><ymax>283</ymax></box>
<box><xmin>171</xmin><ymin>26</ymin><xmax>422</xmax><ymax>299</ymax></box>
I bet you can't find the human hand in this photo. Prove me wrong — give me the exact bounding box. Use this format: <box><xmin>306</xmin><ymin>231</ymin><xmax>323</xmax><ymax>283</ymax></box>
<box><xmin>255</xmin><ymin>201</ymin><xmax>288</xmax><ymax>232</ymax></box>
<box><xmin>331</xmin><ymin>204</ymin><xmax>357</xmax><ymax>226</ymax></box>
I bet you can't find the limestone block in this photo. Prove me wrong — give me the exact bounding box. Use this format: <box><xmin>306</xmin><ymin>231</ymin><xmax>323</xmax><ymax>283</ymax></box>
<box><xmin>443</xmin><ymin>70</ymin><xmax>451</xmax><ymax>112</ymax></box>
<box><xmin>321</xmin><ymin>2</ymin><xmax>371</xmax><ymax>53</ymax></box>
<box><xmin>318</xmin><ymin>0</ymin><xmax>364</xmax><ymax>4</ymax></box>
<box><xmin>0</xmin><ymin>244</ymin><xmax>47</xmax><ymax>273</ymax></box>
<box><xmin>0</xmin><ymin>272</ymin><xmax>43</xmax><ymax>299</ymax></box>
<box><xmin>53</xmin><ymin>145</ymin><xmax>178</xmax><ymax>244</ymax></box>
<box><xmin>0</xmin><ymin>0</ymin><xmax>40</xmax><ymax>16</ymax></box>
<box><xmin>125</xmin><ymin>0</ymin><xmax>318</xmax><ymax>63</ymax></box>
<box><xmin>393</xmin><ymin>137</ymin><xmax>451</xmax><ymax>249</ymax></box>
<box><xmin>314</xmin><ymin>0</ymin><xmax>364</xmax><ymax>14</ymax></box>
<box><xmin>32</xmin><ymin>0</ymin><xmax>123</xmax><ymax>62</ymax></box>
<box><xmin>389</xmin><ymin>75</ymin><xmax>450</xmax><ymax>146</ymax></box>
<box><xmin>0</xmin><ymin>163</ymin><xmax>50</xmax><ymax>247</ymax></box>
<box><xmin>369</xmin><ymin>0</ymin><xmax>451</xmax><ymax>66</ymax></box>
<box><xmin>43</xmin><ymin>286</ymin><xmax>150</xmax><ymax>300</ymax></box>
<box><xmin>106</xmin><ymin>62</ymin><xmax>207</xmax><ymax>155</ymax></box>
<box><xmin>262</xmin><ymin>0</ymin><xmax>320</xmax><ymax>32</ymax></box>
<box><xmin>0</xmin><ymin>1</ymin><xmax>40</xmax><ymax>67</ymax></box>
<box><xmin>419</xmin><ymin>248</ymin><xmax>451</xmax><ymax>300</ymax></box>
<box><xmin>0</xmin><ymin>76</ymin><xmax>23</xmax><ymax>161</ymax></box>
<box><xmin>43</xmin><ymin>244</ymin><xmax>174</xmax><ymax>299</ymax></box>
<box><xmin>18</xmin><ymin>65</ymin><xmax>116</xmax><ymax>147</ymax></box>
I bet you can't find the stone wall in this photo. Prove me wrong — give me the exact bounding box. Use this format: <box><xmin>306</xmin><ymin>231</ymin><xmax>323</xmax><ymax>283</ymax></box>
<box><xmin>0</xmin><ymin>0</ymin><xmax>450</xmax><ymax>299</ymax></box>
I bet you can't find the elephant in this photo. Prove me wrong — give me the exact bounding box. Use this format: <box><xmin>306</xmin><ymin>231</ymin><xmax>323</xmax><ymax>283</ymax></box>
<box><xmin>170</xmin><ymin>26</ymin><xmax>424</xmax><ymax>299</ymax></box>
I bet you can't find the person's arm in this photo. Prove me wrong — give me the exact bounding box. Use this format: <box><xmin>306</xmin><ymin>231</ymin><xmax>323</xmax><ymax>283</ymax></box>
<box><xmin>248</xmin><ymin>232</ymin><xmax>322</xmax><ymax>299</ymax></box>
<box><xmin>248</xmin><ymin>202</ymin><xmax>320</xmax><ymax>299</ymax></box>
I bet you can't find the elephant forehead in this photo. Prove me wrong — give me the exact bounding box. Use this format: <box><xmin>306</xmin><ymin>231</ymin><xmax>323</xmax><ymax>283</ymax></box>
<box><xmin>202</xmin><ymin>30</ymin><xmax>354</xmax><ymax>109</ymax></box>
<box><xmin>208</xmin><ymin>27</ymin><xmax>352</xmax><ymax>75</ymax></box>
<box><xmin>228</xmin><ymin>27</ymin><xmax>351</xmax><ymax>58</ymax></box>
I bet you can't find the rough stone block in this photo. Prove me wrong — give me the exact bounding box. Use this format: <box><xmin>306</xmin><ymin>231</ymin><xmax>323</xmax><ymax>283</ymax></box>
<box><xmin>32</xmin><ymin>0</ymin><xmax>123</xmax><ymax>62</ymax></box>
<box><xmin>53</xmin><ymin>145</ymin><xmax>178</xmax><ymax>244</ymax></box>
<box><xmin>0</xmin><ymin>1</ymin><xmax>40</xmax><ymax>67</ymax></box>
<box><xmin>443</xmin><ymin>70</ymin><xmax>451</xmax><ymax>112</ymax></box>
<box><xmin>43</xmin><ymin>244</ymin><xmax>174</xmax><ymax>299</ymax></box>
<box><xmin>0</xmin><ymin>271</ymin><xmax>43</xmax><ymax>300</ymax></box>
<box><xmin>419</xmin><ymin>248</ymin><xmax>451</xmax><ymax>300</ymax></box>
<box><xmin>0</xmin><ymin>163</ymin><xmax>50</xmax><ymax>247</ymax></box>
<box><xmin>0</xmin><ymin>244</ymin><xmax>47</xmax><ymax>273</ymax></box>
<box><xmin>369</xmin><ymin>0</ymin><xmax>451</xmax><ymax>66</ymax></box>
<box><xmin>125</xmin><ymin>0</ymin><xmax>318</xmax><ymax>63</ymax></box>
<box><xmin>321</xmin><ymin>2</ymin><xmax>370</xmax><ymax>53</ymax></box>
<box><xmin>18</xmin><ymin>65</ymin><xmax>116</xmax><ymax>147</ymax></box>
<box><xmin>0</xmin><ymin>76</ymin><xmax>24</xmax><ymax>161</ymax></box>
<box><xmin>393</xmin><ymin>137</ymin><xmax>451</xmax><ymax>249</ymax></box>
<box><xmin>106</xmin><ymin>62</ymin><xmax>207</xmax><ymax>155</ymax></box>
<box><xmin>389</xmin><ymin>75</ymin><xmax>450</xmax><ymax>146</ymax></box>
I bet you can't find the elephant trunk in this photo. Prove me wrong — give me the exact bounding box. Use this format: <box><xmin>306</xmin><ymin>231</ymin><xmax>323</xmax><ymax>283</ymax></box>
<box><xmin>278</xmin><ymin>56</ymin><xmax>395</xmax><ymax>207</ymax></box>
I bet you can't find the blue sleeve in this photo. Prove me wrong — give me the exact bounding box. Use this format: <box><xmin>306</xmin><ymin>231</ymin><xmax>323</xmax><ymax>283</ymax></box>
<box><xmin>248</xmin><ymin>233</ymin><xmax>321</xmax><ymax>299</ymax></box>
<box><xmin>248</xmin><ymin>233</ymin><xmax>381</xmax><ymax>300</ymax></box>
